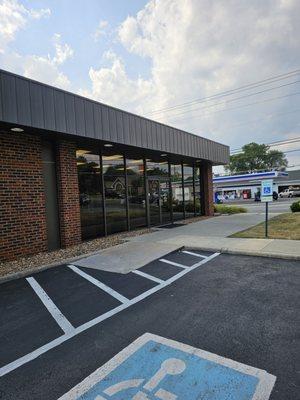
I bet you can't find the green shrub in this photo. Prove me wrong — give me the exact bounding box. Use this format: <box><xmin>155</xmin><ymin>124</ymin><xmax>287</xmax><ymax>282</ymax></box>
<box><xmin>290</xmin><ymin>200</ymin><xmax>300</xmax><ymax>212</ymax></box>
<box><xmin>214</xmin><ymin>204</ymin><xmax>247</xmax><ymax>214</ymax></box>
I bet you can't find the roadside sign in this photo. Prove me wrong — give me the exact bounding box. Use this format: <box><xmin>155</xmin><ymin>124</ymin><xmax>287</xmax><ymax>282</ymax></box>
<box><xmin>59</xmin><ymin>333</ymin><xmax>276</xmax><ymax>400</ymax></box>
<box><xmin>261</xmin><ymin>179</ymin><xmax>273</xmax><ymax>237</ymax></box>
<box><xmin>261</xmin><ymin>179</ymin><xmax>273</xmax><ymax>202</ymax></box>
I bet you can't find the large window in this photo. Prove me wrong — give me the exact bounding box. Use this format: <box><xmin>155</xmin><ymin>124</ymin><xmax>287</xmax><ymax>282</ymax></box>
<box><xmin>183</xmin><ymin>164</ymin><xmax>195</xmax><ymax>218</ymax></box>
<box><xmin>103</xmin><ymin>153</ymin><xmax>127</xmax><ymax>234</ymax></box>
<box><xmin>170</xmin><ymin>163</ymin><xmax>184</xmax><ymax>221</ymax></box>
<box><xmin>194</xmin><ymin>165</ymin><xmax>202</xmax><ymax>215</ymax></box>
<box><xmin>146</xmin><ymin>159</ymin><xmax>171</xmax><ymax>225</ymax></box>
<box><xmin>126</xmin><ymin>158</ymin><xmax>146</xmax><ymax>229</ymax></box>
<box><xmin>77</xmin><ymin>149</ymin><xmax>104</xmax><ymax>239</ymax></box>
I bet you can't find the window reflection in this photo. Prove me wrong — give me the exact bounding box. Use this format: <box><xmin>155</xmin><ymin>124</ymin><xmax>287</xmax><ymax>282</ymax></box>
<box><xmin>170</xmin><ymin>163</ymin><xmax>184</xmax><ymax>221</ymax></box>
<box><xmin>183</xmin><ymin>164</ymin><xmax>195</xmax><ymax>217</ymax></box>
<box><xmin>146</xmin><ymin>159</ymin><xmax>171</xmax><ymax>225</ymax></box>
<box><xmin>194</xmin><ymin>165</ymin><xmax>202</xmax><ymax>215</ymax></box>
<box><xmin>103</xmin><ymin>153</ymin><xmax>127</xmax><ymax>234</ymax></box>
<box><xmin>77</xmin><ymin>149</ymin><xmax>104</xmax><ymax>239</ymax></box>
<box><xmin>126</xmin><ymin>159</ymin><xmax>146</xmax><ymax>229</ymax></box>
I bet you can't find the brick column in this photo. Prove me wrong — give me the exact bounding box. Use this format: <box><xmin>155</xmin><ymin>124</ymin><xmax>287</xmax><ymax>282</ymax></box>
<box><xmin>0</xmin><ymin>132</ymin><xmax>47</xmax><ymax>261</ymax></box>
<box><xmin>56</xmin><ymin>139</ymin><xmax>82</xmax><ymax>247</ymax></box>
<box><xmin>200</xmin><ymin>162</ymin><xmax>214</xmax><ymax>216</ymax></box>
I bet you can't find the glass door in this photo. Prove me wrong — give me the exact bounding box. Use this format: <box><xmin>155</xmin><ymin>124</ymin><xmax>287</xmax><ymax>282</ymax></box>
<box><xmin>148</xmin><ymin>179</ymin><xmax>161</xmax><ymax>225</ymax></box>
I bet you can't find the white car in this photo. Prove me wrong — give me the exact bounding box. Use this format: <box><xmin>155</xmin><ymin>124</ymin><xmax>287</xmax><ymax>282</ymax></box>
<box><xmin>279</xmin><ymin>188</ymin><xmax>300</xmax><ymax>198</ymax></box>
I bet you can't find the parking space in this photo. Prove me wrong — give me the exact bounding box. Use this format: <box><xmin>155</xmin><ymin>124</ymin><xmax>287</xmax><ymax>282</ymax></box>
<box><xmin>33</xmin><ymin>267</ymin><xmax>121</xmax><ymax>328</ymax></box>
<box><xmin>0</xmin><ymin>278</ymin><xmax>63</xmax><ymax>367</ymax></box>
<box><xmin>0</xmin><ymin>251</ymin><xmax>298</xmax><ymax>399</ymax></box>
<box><xmin>0</xmin><ymin>248</ymin><xmax>217</xmax><ymax>379</ymax></box>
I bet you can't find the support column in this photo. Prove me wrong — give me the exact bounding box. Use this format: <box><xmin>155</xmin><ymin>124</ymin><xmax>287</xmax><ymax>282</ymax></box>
<box><xmin>56</xmin><ymin>139</ymin><xmax>82</xmax><ymax>247</ymax></box>
<box><xmin>200</xmin><ymin>162</ymin><xmax>214</xmax><ymax>216</ymax></box>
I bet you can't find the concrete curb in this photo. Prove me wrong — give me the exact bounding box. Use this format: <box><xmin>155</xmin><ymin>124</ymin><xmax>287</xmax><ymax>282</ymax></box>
<box><xmin>1</xmin><ymin>243</ymin><xmax>299</xmax><ymax>285</ymax></box>
<box><xmin>185</xmin><ymin>246</ymin><xmax>300</xmax><ymax>261</ymax></box>
<box><xmin>0</xmin><ymin>245</ymin><xmax>184</xmax><ymax>284</ymax></box>
<box><xmin>0</xmin><ymin>246</ymin><xmax>120</xmax><ymax>284</ymax></box>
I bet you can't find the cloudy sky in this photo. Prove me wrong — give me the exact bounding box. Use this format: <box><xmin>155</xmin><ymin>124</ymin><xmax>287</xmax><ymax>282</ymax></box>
<box><xmin>1</xmin><ymin>0</ymin><xmax>300</xmax><ymax>170</ymax></box>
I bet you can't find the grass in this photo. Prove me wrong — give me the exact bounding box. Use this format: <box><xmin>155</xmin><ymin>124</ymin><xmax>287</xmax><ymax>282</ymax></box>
<box><xmin>214</xmin><ymin>204</ymin><xmax>247</xmax><ymax>214</ymax></box>
<box><xmin>230</xmin><ymin>212</ymin><xmax>300</xmax><ymax>240</ymax></box>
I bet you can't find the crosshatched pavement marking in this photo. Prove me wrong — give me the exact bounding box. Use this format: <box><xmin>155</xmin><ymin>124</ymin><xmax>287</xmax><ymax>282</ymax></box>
<box><xmin>181</xmin><ymin>250</ymin><xmax>207</xmax><ymax>259</ymax></box>
<box><xmin>159</xmin><ymin>259</ymin><xmax>189</xmax><ymax>269</ymax></box>
<box><xmin>26</xmin><ymin>277</ymin><xmax>74</xmax><ymax>334</ymax></box>
<box><xmin>132</xmin><ymin>269</ymin><xmax>164</xmax><ymax>284</ymax></box>
<box><xmin>68</xmin><ymin>265</ymin><xmax>130</xmax><ymax>304</ymax></box>
<box><xmin>0</xmin><ymin>252</ymin><xmax>220</xmax><ymax>378</ymax></box>
<box><xmin>59</xmin><ymin>333</ymin><xmax>276</xmax><ymax>400</ymax></box>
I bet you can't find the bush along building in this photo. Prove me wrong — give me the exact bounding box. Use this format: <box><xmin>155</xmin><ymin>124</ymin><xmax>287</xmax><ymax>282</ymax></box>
<box><xmin>0</xmin><ymin>69</ymin><xmax>229</xmax><ymax>261</ymax></box>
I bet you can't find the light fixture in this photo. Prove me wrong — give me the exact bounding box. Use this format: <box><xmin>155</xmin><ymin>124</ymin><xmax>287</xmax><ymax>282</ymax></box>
<box><xmin>104</xmin><ymin>143</ymin><xmax>113</xmax><ymax>147</ymax></box>
<box><xmin>11</xmin><ymin>127</ymin><xmax>24</xmax><ymax>132</ymax></box>
<box><xmin>161</xmin><ymin>153</ymin><xmax>167</xmax><ymax>157</ymax></box>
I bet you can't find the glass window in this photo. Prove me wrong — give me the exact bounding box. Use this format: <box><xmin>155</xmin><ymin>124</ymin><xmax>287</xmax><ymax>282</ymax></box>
<box><xmin>146</xmin><ymin>159</ymin><xmax>171</xmax><ymax>225</ymax></box>
<box><xmin>77</xmin><ymin>149</ymin><xmax>104</xmax><ymax>240</ymax></box>
<box><xmin>170</xmin><ymin>163</ymin><xmax>184</xmax><ymax>221</ymax></box>
<box><xmin>126</xmin><ymin>158</ymin><xmax>146</xmax><ymax>229</ymax></box>
<box><xmin>194</xmin><ymin>165</ymin><xmax>202</xmax><ymax>215</ymax></box>
<box><xmin>183</xmin><ymin>164</ymin><xmax>195</xmax><ymax>218</ymax></box>
<box><xmin>103</xmin><ymin>153</ymin><xmax>127</xmax><ymax>234</ymax></box>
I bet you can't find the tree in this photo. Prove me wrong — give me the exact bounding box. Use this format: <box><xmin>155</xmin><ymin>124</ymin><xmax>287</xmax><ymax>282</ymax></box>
<box><xmin>225</xmin><ymin>142</ymin><xmax>288</xmax><ymax>174</ymax></box>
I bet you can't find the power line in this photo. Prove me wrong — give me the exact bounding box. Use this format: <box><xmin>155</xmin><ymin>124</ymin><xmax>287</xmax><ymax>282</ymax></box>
<box><xmin>146</xmin><ymin>69</ymin><xmax>300</xmax><ymax>116</ymax></box>
<box><xmin>157</xmin><ymin>79</ymin><xmax>300</xmax><ymax>120</ymax></box>
<box><xmin>217</xmin><ymin>108</ymin><xmax>300</xmax><ymax>131</ymax></box>
<box><xmin>231</xmin><ymin>136</ymin><xmax>300</xmax><ymax>153</ymax></box>
<box><xmin>170</xmin><ymin>91</ymin><xmax>300</xmax><ymax>124</ymax></box>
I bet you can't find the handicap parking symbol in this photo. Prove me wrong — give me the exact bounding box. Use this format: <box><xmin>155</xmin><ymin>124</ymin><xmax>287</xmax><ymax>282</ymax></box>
<box><xmin>60</xmin><ymin>333</ymin><xmax>276</xmax><ymax>400</ymax></box>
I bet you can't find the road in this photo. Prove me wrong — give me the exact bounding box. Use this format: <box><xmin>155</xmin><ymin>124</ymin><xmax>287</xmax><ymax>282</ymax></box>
<box><xmin>0</xmin><ymin>249</ymin><xmax>299</xmax><ymax>399</ymax></box>
<box><xmin>225</xmin><ymin>197</ymin><xmax>294</xmax><ymax>214</ymax></box>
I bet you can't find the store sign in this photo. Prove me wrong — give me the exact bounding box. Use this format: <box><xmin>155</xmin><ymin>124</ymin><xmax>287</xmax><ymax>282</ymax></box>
<box><xmin>261</xmin><ymin>179</ymin><xmax>273</xmax><ymax>202</ymax></box>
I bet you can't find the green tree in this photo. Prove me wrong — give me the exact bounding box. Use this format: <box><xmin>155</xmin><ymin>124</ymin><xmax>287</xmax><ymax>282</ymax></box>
<box><xmin>225</xmin><ymin>142</ymin><xmax>288</xmax><ymax>174</ymax></box>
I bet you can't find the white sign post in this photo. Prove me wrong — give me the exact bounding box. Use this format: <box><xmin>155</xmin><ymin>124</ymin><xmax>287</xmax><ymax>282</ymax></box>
<box><xmin>261</xmin><ymin>179</ymin><xmax>273</xmax><ymax>238</ymax></box>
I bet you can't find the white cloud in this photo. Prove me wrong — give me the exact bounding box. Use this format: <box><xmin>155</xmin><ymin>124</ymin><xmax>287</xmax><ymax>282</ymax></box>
<box><xmin>79</xmin><ymin>50</ymin><xmax>155</xmax><ymax>110</ymax></box>
<box><xmin>92</xmin><ymin>20</ymin><xmax>109</xmax><ymax>42</ymax></box>
<box><xmin>52</xmin><ymin>33</ymin><xmax>74</xmax><ymax>65</ymax></box>
<box><xmin>0</xmin><ymin>1</ymin><xmax>73</xmax><ymax>90</ymax></box>
<box><xmin>0</xmin><ymin>0</ymin><xmax>50</xmax><ymax>52</ymax></box>
<box><xmin>84</xmin><ymin>0</ymin><xmax>300</xmax><ymax>155</ymax></box>
<box><xmin>1</xmin><ymin>32</ymin><xmax>74</xmax><ymax>90</ymax></box>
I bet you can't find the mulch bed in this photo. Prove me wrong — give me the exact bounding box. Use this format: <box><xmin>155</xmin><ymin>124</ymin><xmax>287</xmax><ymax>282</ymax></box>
<box><xmin>0</xmin><ymin>215</ymin><xmax>210</xmax><ymax>279</ymax></box>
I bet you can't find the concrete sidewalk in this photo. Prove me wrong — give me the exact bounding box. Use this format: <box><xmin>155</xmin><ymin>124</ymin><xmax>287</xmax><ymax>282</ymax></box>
<box><xmin>122</xmin><ymin>213</ymin><xmax>300</xmax><ymax>261</ymax></box>
<box><xmin>160</xmin><ymin>235</ymin><xmax>300</xmax><ymax>260</ymax></box>
<box><xmin>74</xmin><ymin>214</ymin><xmax>299</xmax><ymax>274</ymax></box>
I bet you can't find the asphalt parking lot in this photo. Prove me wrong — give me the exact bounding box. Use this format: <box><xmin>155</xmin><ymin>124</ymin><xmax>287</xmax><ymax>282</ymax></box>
<box><xmin>0</xmin><ymin>250</ymin><xmax>299</xmax><ymax>399</ymax></box>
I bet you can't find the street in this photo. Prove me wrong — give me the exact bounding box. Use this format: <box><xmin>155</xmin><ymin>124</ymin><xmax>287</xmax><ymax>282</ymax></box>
<box><xmin>0</xmin><ymin>249</ymin><xmax>299</xmax><ymax>399</ymax></box>
<box><xmin>224</xmin><ymin>197</ymin><xmax>294</xmax><ymax>214</ymax></box>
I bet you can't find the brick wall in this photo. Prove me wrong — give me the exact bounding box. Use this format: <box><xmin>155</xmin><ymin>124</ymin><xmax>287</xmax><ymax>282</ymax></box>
<box><xmin>201</xmin><ymin>162</ymin><xmax>214</xmax><ymax>216</ymax></box>
<box><xmin>56</xmin><ymin>139</ymin><xmax>81</xmax><ymax>247</ymax></box>
<box><xmin>0</xmin><ymin>132</ymin><xmax>47</xmax><ymax>261</ymax></box>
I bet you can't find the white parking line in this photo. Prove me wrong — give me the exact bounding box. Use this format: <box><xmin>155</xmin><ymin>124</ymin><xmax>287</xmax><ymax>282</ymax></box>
<box><xmin>68</xmin><ymin>265</ymin><xmax>130</xmax><ymax>305</ymax></box>
<box><xmin>159</xmin><ymin>259</ymin><xmax>189</xmax><ymax>269</ymax></box>
<box><xmin>26</xmin><ymin>277</ymin><xmax>74</xmax><ymax>334</ymax></box>
<box><xmin>0</xmin><ymin>252</ymin><xmax>220</xmax><ymax>378</ymax></box>
<box><xmin>132</xmin><ymin>270</ymin><xmax>164</xmax><ymax>284</ymax></box>
<box><xmin>182</xmin><ymin>250</ymin><xmax>207</xmax><ymax>259</ymax></box>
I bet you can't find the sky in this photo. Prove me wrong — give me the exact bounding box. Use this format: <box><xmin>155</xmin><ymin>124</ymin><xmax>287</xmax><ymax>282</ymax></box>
<box><xmin>1</xmin><ymin>0</ymin><xmax>300</xmax><ymax>171</ymax></box>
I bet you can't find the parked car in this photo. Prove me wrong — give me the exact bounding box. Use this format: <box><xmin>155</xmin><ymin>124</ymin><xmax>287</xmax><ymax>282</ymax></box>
<box><xmin>254</xmin><ymin>191</ymin><xmax>278</xmax><ymax>201</ymax></box>
<box><xmin>279</xmin><ymin>188</ymin><xmax>300</xmax><ymax>198</ymax></box>
<box><xmin>80</xmin><ymin>193</ymin><xmax>90</xmax><ymax>206</ymax></box>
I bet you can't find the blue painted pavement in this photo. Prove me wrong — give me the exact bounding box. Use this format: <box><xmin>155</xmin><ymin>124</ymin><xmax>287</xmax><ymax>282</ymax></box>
<box><xmin>78</xmin><ymin>339</ymin><xmax>259</xmax><ymax>399</ymax></box>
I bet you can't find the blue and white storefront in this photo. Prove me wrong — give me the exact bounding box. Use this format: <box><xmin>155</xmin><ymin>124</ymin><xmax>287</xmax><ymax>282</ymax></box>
<box><xmin>213</xmin><ymin>171</ymin><xmax>289</xmax><ymax>200</ymax></box>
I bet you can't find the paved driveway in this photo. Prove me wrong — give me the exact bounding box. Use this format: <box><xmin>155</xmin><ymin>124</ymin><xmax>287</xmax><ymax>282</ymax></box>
<box><xmin>0</xmin><ymin>251</ymin><xmax>299</xmax><ymax>399</ymax></box>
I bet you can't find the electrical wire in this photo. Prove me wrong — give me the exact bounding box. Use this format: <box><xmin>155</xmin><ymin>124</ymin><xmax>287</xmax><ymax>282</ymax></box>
<box><xmin>146</xmin><ymin>69</ymin><xmax>300</xmax><ymax>116</ymax></box>
<box><xmin>170</xmin><ymin>91</ymin><xmax>300</xmax><ymax>124</ymax></box>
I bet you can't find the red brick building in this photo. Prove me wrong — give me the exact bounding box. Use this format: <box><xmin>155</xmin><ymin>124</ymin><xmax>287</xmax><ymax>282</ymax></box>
<box><xmin>0</xmin><ymin>70</ymin><xmax>229</xmax><ymax>262</ymax></box>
